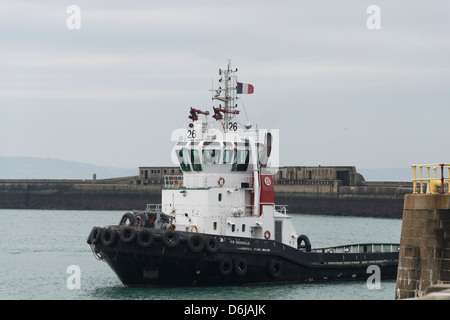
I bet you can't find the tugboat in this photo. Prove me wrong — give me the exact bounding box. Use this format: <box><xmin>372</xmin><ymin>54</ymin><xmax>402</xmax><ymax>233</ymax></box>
<box><xmin>87</xmin><ymin>63</ymin><xmax>399</xmax><ymax>286</ymax></box>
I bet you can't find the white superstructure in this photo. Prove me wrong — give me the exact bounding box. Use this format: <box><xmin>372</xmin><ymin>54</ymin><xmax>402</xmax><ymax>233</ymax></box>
<box><xmin>159</xmin><ymin>63</ymin><xmax>298</xmax><ymax>248</ymax></box>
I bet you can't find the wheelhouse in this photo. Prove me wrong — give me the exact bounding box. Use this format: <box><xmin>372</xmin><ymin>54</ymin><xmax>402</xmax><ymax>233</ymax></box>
<box><xmin>174</xmin><ymin>140</ymin><xmax>255</xmax><ymax>174</ymax></box>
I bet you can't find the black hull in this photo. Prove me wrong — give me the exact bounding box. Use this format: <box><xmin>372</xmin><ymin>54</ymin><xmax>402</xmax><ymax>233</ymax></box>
<box><xmin>88</xmin><ymin>226</ymin><xmax>399</xmax><ymax>287</ymax></box>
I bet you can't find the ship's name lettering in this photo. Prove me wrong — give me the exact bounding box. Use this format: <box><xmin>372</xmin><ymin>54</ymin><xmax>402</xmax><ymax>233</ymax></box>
<box><xmin>229</xmin><ymin>239</ymin><xmax>250</xmax><ymax>246</ymax></box>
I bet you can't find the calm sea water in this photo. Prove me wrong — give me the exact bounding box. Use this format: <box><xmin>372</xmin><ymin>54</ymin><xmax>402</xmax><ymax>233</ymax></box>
<box><xmin>0</xmin><ymin>209</ymin><xmax>401</xmax><ymax>300</ymax></box>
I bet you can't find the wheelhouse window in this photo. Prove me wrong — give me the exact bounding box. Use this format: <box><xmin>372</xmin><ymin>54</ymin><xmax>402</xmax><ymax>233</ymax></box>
<box><xmin>190</xmin><ymin>149</ymin><xmax>202</xmax><ymax>171</ymax></box>
<box><xmin>223</xmin><ymin>149</ymin><xmax>233</xmax><ymax>164</ymax></box>
<box><xmin>176</xmin><ymin>149</ymin><xmax>191</xmax><ymax>172</ymax></box>
<box><xmin>203</xmin><ymin>149</ymin><xmax>221</xmax><ymax>165</ymax></box>
<box><xmin>232</xmin><ymin>149</ymin><xmax>250</xmax><ymax>171</ymax></box>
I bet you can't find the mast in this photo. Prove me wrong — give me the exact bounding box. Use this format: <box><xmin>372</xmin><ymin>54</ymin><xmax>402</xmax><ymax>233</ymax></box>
<box><xmin>211</xmin><ymin>61</ymin><xmax>239</xmax><ymax>131</ymax></box>
<box><xmin>211</xmin><ymin>62</ymin><xmax>261</xmax><ymax>216</ymax></box>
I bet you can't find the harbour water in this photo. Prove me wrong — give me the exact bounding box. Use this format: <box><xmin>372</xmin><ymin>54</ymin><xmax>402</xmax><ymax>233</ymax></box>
<box><xmin>0</xmin><ymin>209</ymin><xmax>401</xmax><ymax>300</ymax></box>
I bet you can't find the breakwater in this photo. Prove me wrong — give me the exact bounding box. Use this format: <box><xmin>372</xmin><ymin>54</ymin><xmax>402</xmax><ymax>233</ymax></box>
<box><xmin>0</xmin><ymin>176</ymin><xmax>410</xmax><ymax>218</ymax></box>
<box><xmin>0</xmin><ymin>178</ymin><xmax>159</xmax><ymax>211</ymax></box>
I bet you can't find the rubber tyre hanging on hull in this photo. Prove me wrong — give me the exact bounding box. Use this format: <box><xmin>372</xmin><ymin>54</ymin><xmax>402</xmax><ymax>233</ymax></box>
<box><xmin>101</xmin><ymin>228</ymin><xmax>117</xmax><ymax>247</ymax></box>
<box><xmin>205</xmin><ymin>236</ymin><xmax>220</xmax><ymax>253</ymax></box>
<box><xmin>219</xmin><ymin>257</ymin><xmax>233</xmax><ymax>277</ymax></box>
<box><xmin>87</xmin><ymin>227</ymin><xmax>102</xmax><ymax>245</ymax></box>
<box><xmin>119</xmin><ymin>226</ymin><xmax>137</xmax><ymax>243</ymax></box>
<box><xmin>135</xmin><ymin>212</ymin><xmax>148</xmax><ymax>228</ymax></box>
<box><xmin>297</xmin><ymin>234</ymin><xmax>312</xmax><ymax>252</ymax></box>
<box><xmin>234</xmin><ymin>258</ymin><xmax>248</xmax><ymax>276</ymax></box>
<box><xmin>267</xmin><ymin>260</ymin><xmax>283</xmax><ymax>278</ymax></box>
<box><xmin>162</xmin><ymin>230</ymin><xmax>180</xmax><ymax>248</ymax></box>
<box><xmin>119</xmin><ymin>212</ymin><xmax>136</xmax><ymax>226</ymax></box>
<box><xmin>187</xmin><ymin>234</ymin><xmax>205</xmax><ymax>253</ymax></box>
<box><xmin>136</xmin><ymin>229</ymin><xmax>154</xmax><ymax>248</ymax></box>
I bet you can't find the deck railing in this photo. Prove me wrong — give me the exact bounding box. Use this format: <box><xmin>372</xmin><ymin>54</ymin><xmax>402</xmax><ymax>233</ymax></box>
<box><xmin>144</xmin><ymin>203</ymin><xmax>289</xmax><ymax>217</ymax></box>
<box><xmin>412</xmin><ymin>164</ymin><xmax>450</xmax><ymax>194</ymax></box>
<box><xmin>145</xmin><ymin>204</ymin><xmax>162</xmax><ymax>212</ymax></box>
<box><xmin>311</xmin><ymin>243</ymin><xmax>400</xmax><ymax>254</ymax></box>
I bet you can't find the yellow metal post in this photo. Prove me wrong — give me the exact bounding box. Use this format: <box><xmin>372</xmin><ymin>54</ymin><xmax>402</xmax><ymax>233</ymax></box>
<box><xmin>412</xmin><ymin>165</ymin><xmax>417</xmax><ymax>194</ymax></box>
<box><xmin>448</xmin><ymin>167</ymin><xmax>450</xmax><ymax>193</ymax></box>
<box><xmin>420</xmin><ymin>166</ymin><xmax>424</xmax><ymax>194</ymax></box>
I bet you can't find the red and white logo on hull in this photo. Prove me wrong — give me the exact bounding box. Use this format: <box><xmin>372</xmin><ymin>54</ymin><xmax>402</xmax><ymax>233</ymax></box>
<box><xmin>264</xmin><ymin>176</ymin><xmax>272</xmax><ymax>186</ymax></box>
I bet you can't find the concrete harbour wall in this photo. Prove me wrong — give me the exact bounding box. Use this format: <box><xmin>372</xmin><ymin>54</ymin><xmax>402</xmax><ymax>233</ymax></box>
<box><xmin>0</xmin><ymin>178</ymin><xmax>409</xmax><ymax>218</ymax></box>
<box><xmin>0</xmin><ymin>180</ymin><xmax>160</xmax><ymax>211</ymax></box>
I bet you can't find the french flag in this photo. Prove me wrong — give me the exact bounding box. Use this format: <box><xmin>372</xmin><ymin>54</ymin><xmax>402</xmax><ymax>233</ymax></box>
<box><xmin>236</xmin><ymin>82</ymin><xmax>254</xmax><ymax>94</ymax></box>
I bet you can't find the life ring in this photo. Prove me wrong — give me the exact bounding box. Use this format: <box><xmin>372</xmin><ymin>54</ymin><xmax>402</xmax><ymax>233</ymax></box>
<box><xmin>218</xmin><ymin>177</ymin><xmax>225</xmax><ymax>186</ymax></box>
<box><xmin>190</xmin><ymin>225</ymin><xmax>198</xmax><ymax>233</ymax></box>
<box><xmin>264</xmin><ymin>230</ymin><xmax>271</xmax><ymax>239</ymax></box>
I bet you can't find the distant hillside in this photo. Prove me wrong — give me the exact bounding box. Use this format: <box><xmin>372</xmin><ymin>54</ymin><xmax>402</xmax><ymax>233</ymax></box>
<box><xmin>0</xmin><ymin>156</ymin><xmax>137</xmax><ymax>180</ymax></box>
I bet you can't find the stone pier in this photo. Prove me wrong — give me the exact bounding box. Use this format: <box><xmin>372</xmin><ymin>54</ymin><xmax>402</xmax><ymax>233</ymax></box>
<box><xmin>395</xmin><ymin>194</ymin><xmax>450</xmax><ymax>299</ymax></box>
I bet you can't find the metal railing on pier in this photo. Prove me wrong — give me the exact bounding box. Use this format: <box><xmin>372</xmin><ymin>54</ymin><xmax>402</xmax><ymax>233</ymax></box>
<box><xmin>412</xmin><ymin>164</ymin><xmax>450</xmax><ymax>194</ymax></box>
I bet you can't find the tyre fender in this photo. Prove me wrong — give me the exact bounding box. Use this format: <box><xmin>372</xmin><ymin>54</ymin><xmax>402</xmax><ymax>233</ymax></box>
<box><xmin>136</xmin><ymin>229</ymin><xmax>154</xmax><ymax>248</ymax></box>
<box><xmin>119</xmin><ymin>226</ymin><xmax>137</xmax><ymax>243</ymax></box>
<box><xmin>162</xmin><ymin>230</ymin><xmax>180</xmax><ymax>248</ymax></box>
<box><xmin>101</xmin><ymin>228</ymin><xmax>117</xmax><ymax>247</ymax></box>
<box><xmin>205</xmin><ymin>236</ymin><xmax>220</xmax><ymax>254</ymax></box>
<box><xmin>187</xmin><ymin>234</ymin><xmax>205</xmax><ymax>253</ymax></box>
<box><xmin>219</xmin><ymin>257</ymin><xmax>233</xmax><ymax>277</ymax></box>
<box><xmin>119</xmin><ymin>212</ymin><xmax>136</xmax><ymax>226</ymax></box>
<box><xmin>234</xmin><ymin>257</ymin><xmax>248</xmax><ymax>276</ymax></box>
<box><xmin>88</xmin><ymin>227</ymin><xmax>102</xmax><ymax>245</ymax></box>
<box><xmin>267</xmin><ymin>260</ymin><xmax>282</xmax><ymax>278</ymax></box>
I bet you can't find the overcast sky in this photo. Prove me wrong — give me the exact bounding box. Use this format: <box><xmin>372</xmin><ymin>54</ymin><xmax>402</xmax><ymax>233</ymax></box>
<box><xmin>1</xmin><ymin>1</ymin><xmax>450</xmax><ymax>171</ymax></box>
